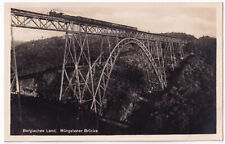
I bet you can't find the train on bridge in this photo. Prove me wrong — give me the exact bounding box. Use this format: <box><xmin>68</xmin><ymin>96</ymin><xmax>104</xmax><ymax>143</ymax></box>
<box><xmin>11</xmin><ymin>8</ymin><xmax>188</xmax><ymax>115</ymax></box>
<box><xmin>48</xmin><ymin>10</ymin><xmax>138</xmax><ymax>31</ymax></box>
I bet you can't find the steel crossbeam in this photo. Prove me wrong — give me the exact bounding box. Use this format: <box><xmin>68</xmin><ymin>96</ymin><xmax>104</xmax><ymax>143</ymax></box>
<box><xmin>11</xmin><ymin>8</ymin><xmax>187</xmax><ymax>44</ymax></box>
<box><xmin>10</xmin><ymin>8</ymin><xmax>188</xmax><ymax>114</ymax></box>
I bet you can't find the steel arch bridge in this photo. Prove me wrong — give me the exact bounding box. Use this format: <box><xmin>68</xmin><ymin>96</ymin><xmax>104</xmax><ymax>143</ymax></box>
<box><xmin>10</xmin><ymin>8</ymin><xmax>187</xmax><ymax>114</ymax></box>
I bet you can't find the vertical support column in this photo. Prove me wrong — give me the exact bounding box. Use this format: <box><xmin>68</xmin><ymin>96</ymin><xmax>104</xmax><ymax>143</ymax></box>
<box><xmin>11</xmin><ymin>26</ymin><xmax>23</xmax><ymax>133</ymax></box>
<box><xmin>160</xmin><ymin>42</ymin><xmax>167</xmax><ymax>88</ymax></box>
<box><xmin>172</xmin><ymin>42</ymin><xmax>176</xmax><ymax>66</ymax></box>
<box><xmin>156</xmin><ymin>41</ymin><xmax>161</xmax><ymax>66</ymax></box>
<box><xmin>179</xmin><ymin>43</ymin><xmax>184</xmax><ymax>59</ymax></box>
<box><xmin>59</xmin><ymin>31</ymin><xmax>91</xmax><ymax>103</ymax></box>
<box><xmin>146</xmin><ymin>38</ymin><xmax>153</xmax><ymax>87</ymax></box>
<box><xmin>147</xmin><ymin>38</ymin><xmax>151</xmax><ymax>53</ymax></box>
<box><xmin>169</xmin><ymin>42</ymin><xmax>175</xmax><ymax>71</ymax></box>
<box><xmin>155</xmin><ymin>41</ymin><xmax>164</xmax><ymax>89</ymax></box>
<box><xmin>86</xmin><ymin>36</ymin><xmax>95</xmax><ymax>100</ymax></box>
<box><xmin>74</xmin><ymin>32</ymin><xmax>88</xmax><ymax>104</ymax></box>
<box><xmin>11</xmin><ymin>27</ymin><xmax>20</xmax><ymax>94</ymax></box>
<box><xmin>74</xmin><ymin>33</ymin><xmax>82</xmax><ymax>103</ymax></box>
<box><xmin>59</xmin><ymin>32</ymin><xmax>69</xmax><ymax>101</ymax></box>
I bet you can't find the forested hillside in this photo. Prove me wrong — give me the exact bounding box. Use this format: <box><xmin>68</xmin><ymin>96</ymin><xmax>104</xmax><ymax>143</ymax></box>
<box><xmin>11</xmin><ymin>33</ymin><xmax>216</xmax><ymax>134</ymax></box>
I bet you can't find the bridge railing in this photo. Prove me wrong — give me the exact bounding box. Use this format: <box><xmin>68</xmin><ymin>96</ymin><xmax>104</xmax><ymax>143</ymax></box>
<box><xmin>11</xmin><ymin>8</ymin><xmax>187</xmax><ymax>44</ymax></box>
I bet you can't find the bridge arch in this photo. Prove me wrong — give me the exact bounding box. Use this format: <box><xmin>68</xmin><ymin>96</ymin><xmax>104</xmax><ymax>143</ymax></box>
<box><xmin>91</xmin><ymin>37</ymin><xmax>166</xmax><ymax>112</ymax></box>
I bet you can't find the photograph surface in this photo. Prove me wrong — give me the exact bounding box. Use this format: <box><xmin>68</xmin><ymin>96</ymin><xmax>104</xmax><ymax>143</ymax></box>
<box><xmin>5</xmin><ymin>2</ymin><xmax>223</xmax><ymax>141</ymax></box>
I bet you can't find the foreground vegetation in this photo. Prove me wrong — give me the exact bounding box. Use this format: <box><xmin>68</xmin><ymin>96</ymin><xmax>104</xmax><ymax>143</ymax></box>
<box><xmin>12</xmin><ymin>33</ymin><xmax>216</xmax><ymax>134</ymax></box>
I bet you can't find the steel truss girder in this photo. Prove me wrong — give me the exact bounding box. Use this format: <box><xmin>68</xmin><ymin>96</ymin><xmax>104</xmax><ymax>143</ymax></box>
<box><xmin>10</xmin><ymin>8</ymin><xmax>187</xmax><ymax>115</ymax></box>
<box><xmin>59</xmin><ymin>33</ymin><xmax>179</xmax><ymax>114</ymax></box>
<box><xmin>92</xmin><ymin>38</ymin><xmax>179</xmax><ymax>114</ymax></box>
<box><xmin>11</xmin><ymin>8</ymin><xmax>187</xmax><ymax>44</ymax></box>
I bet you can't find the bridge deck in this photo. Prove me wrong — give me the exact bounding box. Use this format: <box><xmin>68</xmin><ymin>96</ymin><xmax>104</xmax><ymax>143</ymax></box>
<box><xmin>11</xmin><ymin>8</ymin><xmax>187</xmax><ymax>44</ymax></box>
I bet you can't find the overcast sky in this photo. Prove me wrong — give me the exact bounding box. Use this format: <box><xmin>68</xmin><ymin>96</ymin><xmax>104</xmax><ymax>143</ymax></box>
<box><xmin>12</xmin><ymin>3</ymin><xmax>217</xmax><ymax>41</ymax></box>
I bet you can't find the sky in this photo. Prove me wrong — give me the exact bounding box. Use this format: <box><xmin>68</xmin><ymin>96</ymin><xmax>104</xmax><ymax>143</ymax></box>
<box><xmin>12</xmin><ymin>3</ymin><xmax>217</xmax><ymax>41</ymax></box>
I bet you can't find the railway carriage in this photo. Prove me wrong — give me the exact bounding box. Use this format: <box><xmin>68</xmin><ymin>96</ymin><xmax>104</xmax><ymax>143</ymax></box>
<box><xmin>49</xmin><ymin>11</ymin><xmax>138</xmax><ymax>31</ymax></box>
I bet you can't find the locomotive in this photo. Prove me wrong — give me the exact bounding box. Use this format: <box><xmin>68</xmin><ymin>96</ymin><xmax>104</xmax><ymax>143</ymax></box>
<box><xmin>49</xmin><ymin>10</ymin><xmax>138</xmax><ymax>31</ymax></box>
